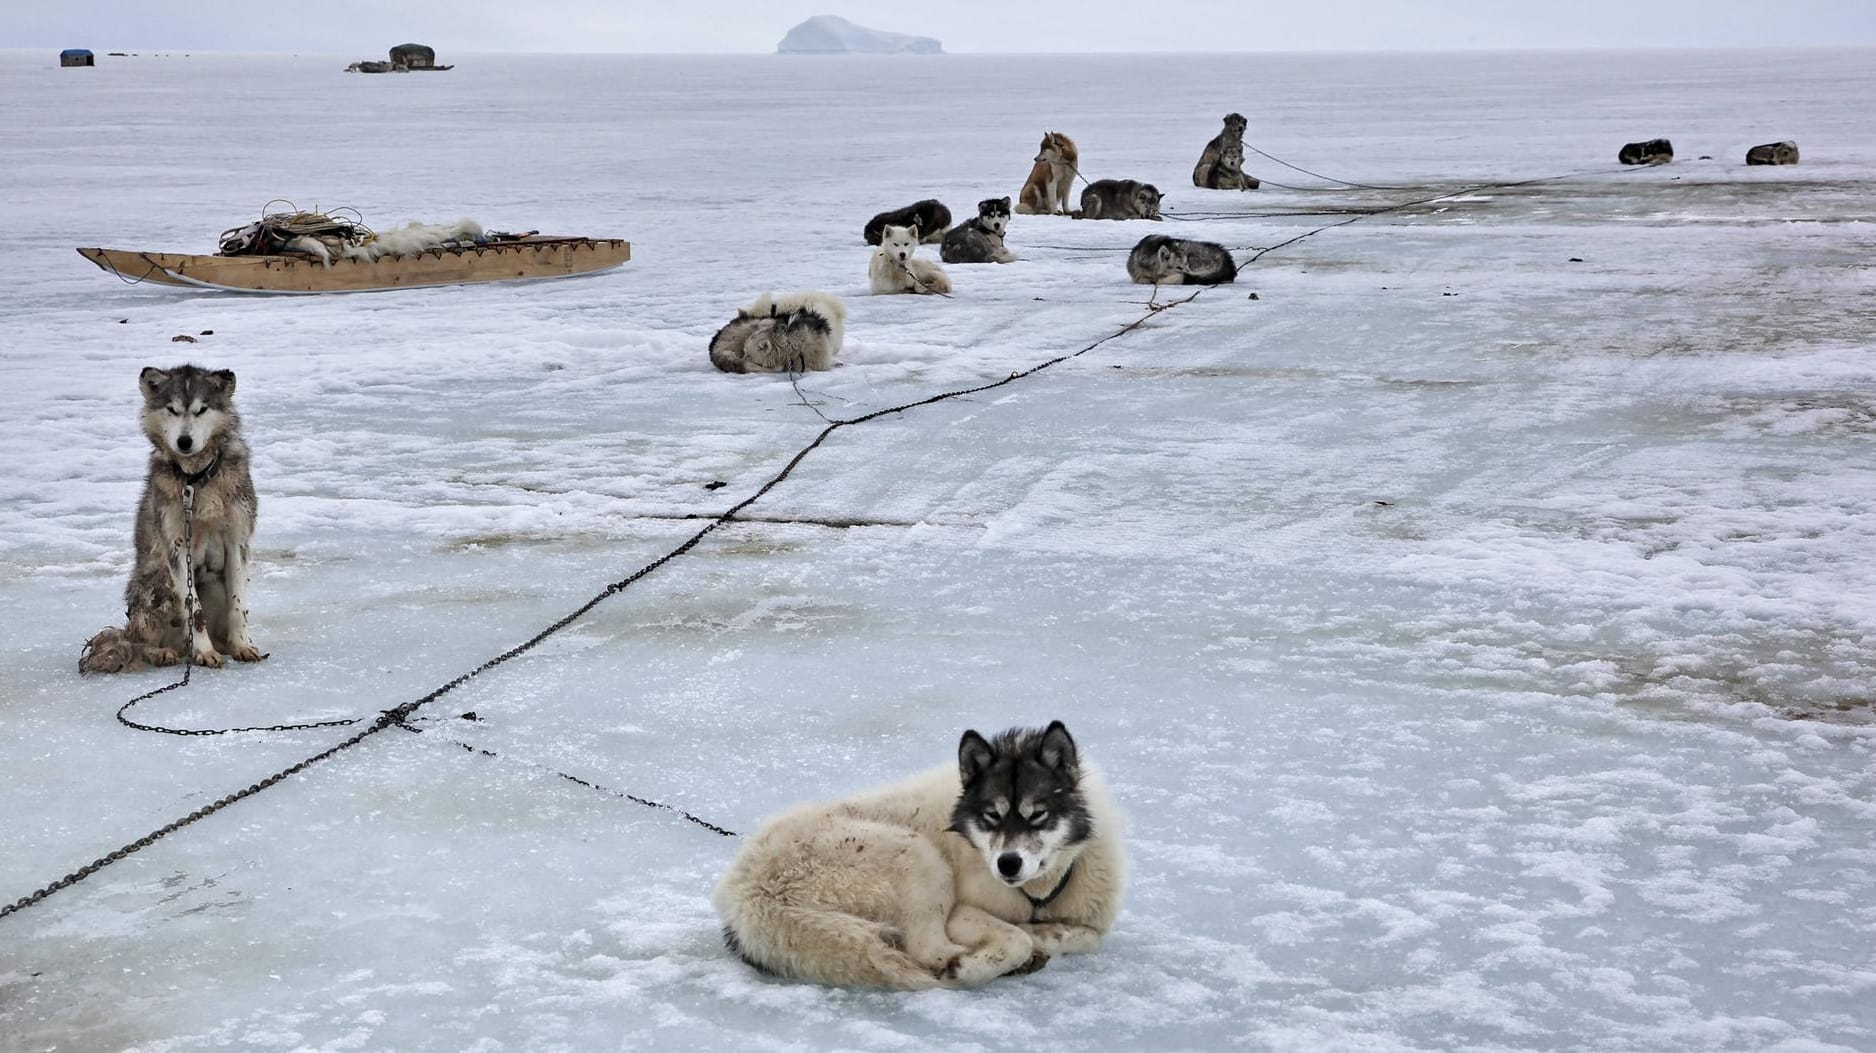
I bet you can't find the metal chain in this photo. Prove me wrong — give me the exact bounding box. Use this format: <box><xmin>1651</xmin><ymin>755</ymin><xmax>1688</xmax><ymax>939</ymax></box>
<box><xmin>1</xmin><ymin>713</ymin><xmax>399</xmax><ymax>921</ymax></box>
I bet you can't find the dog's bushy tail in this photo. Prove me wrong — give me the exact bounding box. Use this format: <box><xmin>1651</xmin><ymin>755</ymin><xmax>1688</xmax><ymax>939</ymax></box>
<box><xmin>720</xmin><ymin>907</ymin><xmax>942</xmax><ymax>991</ymax></box>
<box><xmin>79</xmin><ymin>626</ymin><xmax>140</xmax><ymax>674</ymax></box>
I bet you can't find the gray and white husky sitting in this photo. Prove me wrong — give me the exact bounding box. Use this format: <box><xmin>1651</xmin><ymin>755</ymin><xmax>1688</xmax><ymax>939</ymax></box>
<box><xmin>869</xmin><ymin>223</ymin><xmax>952</xmax><ymax>295</ymax></box>
<box><xmin>715</xmin><ymin>721</ymin><xmax>1125</xmax><ymax>990</ymax></box>
<box><xmin>1126</xmin><ymin>234</ymin><xmax>1239</xmax><ymax>285</ymax></box>
<box><xmin>708</xmin><ymin>291</ymin><xmax>848</xmax><ymax>373</ymax></box>
<box><xmin>941</xmin><ymin>196</ymin><xmax>1017</xmax><ymax>264</ymax></box>
<box><xmin>1193</xmin><ymin>112</ymin><xmax>1260</xmax><ymax>190</ymax></box>
<box><xmin>864</xmin><ymin>200</ymin><xmax>951</xmax><ymax>245</ymax></box>
<box><xmin>1077</xmin><ymin>179</ymin><xmax>1163</xmax><ymax>221</ymax></box>
<box><xmin>81</xmin><ymin>365</ymin><xmax>265</xmax><ymax>673</ymax></box>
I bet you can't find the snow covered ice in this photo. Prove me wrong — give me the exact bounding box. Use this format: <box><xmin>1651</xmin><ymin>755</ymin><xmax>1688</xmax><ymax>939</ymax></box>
<box><xmin>3</xmin><ymin>47</ymin><xmax>1875</xmax><ymax>1052</ymax></box>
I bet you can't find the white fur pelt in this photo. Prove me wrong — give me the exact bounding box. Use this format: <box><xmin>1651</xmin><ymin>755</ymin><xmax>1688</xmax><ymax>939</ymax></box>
<box><xmin>287</xmin><ymin>218</ymin><xmax>484</xmax><ymax>267</ymax></box>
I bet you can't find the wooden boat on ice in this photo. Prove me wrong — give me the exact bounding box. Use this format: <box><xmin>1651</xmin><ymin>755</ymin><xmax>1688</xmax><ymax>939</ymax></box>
<box><xmin>77</xmin><ymin>236</ymin><xmax>631</xmax><ymax>295</ymax></box>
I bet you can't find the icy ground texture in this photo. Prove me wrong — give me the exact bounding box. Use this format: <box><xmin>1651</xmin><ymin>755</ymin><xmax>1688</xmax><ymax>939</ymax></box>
<box><xmin>2</xmin><ymin>48</ymin><xmax>1875</xmax><ymax>1052</ymax></box>
<box><xmin>776</xmin><ymin>15</ymin><xmax>943</xmax><ymax>55</ymax></box>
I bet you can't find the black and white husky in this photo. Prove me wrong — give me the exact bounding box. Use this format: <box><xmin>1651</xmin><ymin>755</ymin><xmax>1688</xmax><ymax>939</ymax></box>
<box><xmin>941</xmin><ymin>196</ymin><xmax>1017</xmax><ymax>264</ymax></box>
<box><xmin>1078</xmin><ymin>179</ymin><xmax>1163</xmax><ymax>221</ymax></box>
<box><xmin>863</xmin><ymin>199</ymin><xmax>951</xmax><ymax>245</ymax></box>
<box><xmin>80</xmin><ymin>366</ymin><xmax>266</xmax><ymax>673</ymax></box>
<box><xmin>1126</xmin><ymin>234</ymin><xmax>1239</xmax><ymax>285</ymax></box>
<box><xmin>715</xmin><ymin>721</ymin><xmax>1125</xmax><ymax>989</ymax></box>
<box><xmin>708</xmin><ymin>291</ymin><xmax>848</xmax><ymax>374</ymax></box>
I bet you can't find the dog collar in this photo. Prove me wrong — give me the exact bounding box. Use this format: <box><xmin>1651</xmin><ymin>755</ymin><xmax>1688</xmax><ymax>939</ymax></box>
<box><xmin>1023</xmin><ymin>861</ymin><xmax>1077</xmax><ymax>922</ymax></box>
<box><xmin>173</xmin><ymin>447</ymin><xmax>224</xmax><ymax>488</ymax></box>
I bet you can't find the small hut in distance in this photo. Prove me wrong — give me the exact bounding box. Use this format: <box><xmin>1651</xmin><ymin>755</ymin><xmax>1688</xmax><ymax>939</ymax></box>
<box><xmin>389</xmin><ymin>43</ymin><xmax>437</xmax><ymax>69</ymax></box>
<box><xmin>347</xmin><ymin>43</ymin><xmax>452</xmax><ymax>73</ymax></box>
<box><xmin>60</xmin><ymin>49</ymin><xmax>95</xmax><ymax>67</ymax></box>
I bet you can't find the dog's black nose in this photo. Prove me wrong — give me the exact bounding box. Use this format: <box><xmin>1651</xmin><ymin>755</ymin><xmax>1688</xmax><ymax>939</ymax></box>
<box><xmin>176</xmin><ymin>433</ymin><xmax>194</xmax><ymax>452</ymax></box>
<box><xmin>997</xmin><ymin>853</ymin><xmax>1023</xmax><ymax>878</ymax></box>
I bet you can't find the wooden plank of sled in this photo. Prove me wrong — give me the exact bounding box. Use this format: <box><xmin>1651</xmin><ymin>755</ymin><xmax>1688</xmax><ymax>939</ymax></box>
<box><xmin>76</xmin><ymin>237</ymin><xmax>631</xmax><ymax>294</ymax></box>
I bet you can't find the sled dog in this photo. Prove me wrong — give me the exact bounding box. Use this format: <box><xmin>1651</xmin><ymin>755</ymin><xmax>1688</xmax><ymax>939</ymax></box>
<box><xmin>80</xmin><ymin>366</ymin><xmax>265</xmax><ymax>673</ymax></box>
<box><xmin>715</xmin><ymin>721</ymin><xmax>1125</xmax><ymax>990</ymax></box>
<box><xmin>1016</xmin><ymin>132</ymin><xmax>1079</xmax><ymax>215</ymax></box>
<box><xmin>1078</xmin><ymin>179</ymin><xmax>1163</xmax><ymax>221</ymax></box>
<box><xmin>1193</xmin><ymin>112</ymin><xmax>1259</xmax><ymax>190</ymax></box>
<box><xmin>708</xmin><ymin>291</ymin><xmax>848</xmax><ymax>373</ymax></box>
<box><xmin>869</xmin><ymin>223</ymin><xmax>952</xmax><ymax>295</ymax></box>
<box><xmin>941</xmin><ymin>196</ymin><xmax>1017</xmax><ymax>264</ymax></box>
<box><xmin>1126</xmin><ymin>235</ymin><xmax>1238</xmax><ymax>285</ymax></box>
<box><xmin>864</xmin><ymin>200</ymin><xmax>952</xmax><ymax>245</ymax></box>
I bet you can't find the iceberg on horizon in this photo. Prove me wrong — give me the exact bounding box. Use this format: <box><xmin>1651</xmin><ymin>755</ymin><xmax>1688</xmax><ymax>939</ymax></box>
<box><xmin>777</xmin><ymin>15</ymin><xmax>943</xmax><ymax>55</ymax></box>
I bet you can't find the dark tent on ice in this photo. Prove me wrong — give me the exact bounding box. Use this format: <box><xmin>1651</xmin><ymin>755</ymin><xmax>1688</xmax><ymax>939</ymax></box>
<box><xmin>60</xmin><ymin>49</ymin><xmax>95</xmax><ymax>67</ymax></box>
<box><xmin>389</xmin><ymin>43</ymin><xmax>436</xmax><ymax>69</ymax></box>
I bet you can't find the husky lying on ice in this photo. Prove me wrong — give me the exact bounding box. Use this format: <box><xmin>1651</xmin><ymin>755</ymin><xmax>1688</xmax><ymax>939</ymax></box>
<box><xmin>1017</xmin><ymin>132</ymin><xmax>1079</xmax><ymax>216</ymax></box>
<box><xmin>1126</xmin><ymin>235</ymin><xmax>1238</xmax><ymax>285</ymax></box>
<box><xmin>941</xmin><ymin>196</ymin><xmax>1017</xmax><ymax>264</ymax></box>
<box><xmin>864</xmin><ymin>200</ymin><xmax>951</xmax><ymax>245</ymax></box>
<box><xmin>81</xmin><ymin>366</ymin><xmax>265</xmax><ymax>673</ymax></box>
<box><xmin>708</xmin><ymin>291</ymin><xmax>848</xmax><ymax>374</ymax></box>
<box><xmin>715</xmin><ymin>721</ymin><xmax>1125</xmax><ymax>989</ymax></box>
<box><xmin>1193</xmin><ymin>112</ymin><xmax>1259</xmax><ymax>190</ymax></box>
<box><xmin>1078</xmin><ymin>179</ymin><xmax>1163</xmax><ymax>221</ymax></box>
<box><xmin>869</xmin><ymin>224</ymin><xmax>952</xmax><ymax>295</ymax></box>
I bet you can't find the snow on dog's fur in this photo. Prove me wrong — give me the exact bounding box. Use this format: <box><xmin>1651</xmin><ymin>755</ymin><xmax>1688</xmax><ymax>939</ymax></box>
<box><xmin>80</xmin><ymin>366</ymin><xmax>265</xmax><ymax>674</ymax></box>
<box><xmin>709</xmin><ymin>291</ymin><xmax>847</xmax><ymax>373</ymax></box>
<box><xmin>869</xmin><ymin>224</ymin><xmax>952</xmax><ymax>295</ymax></box>
<box><xmin>715</xmin><ymin>721</ymin><xmax>1125</xmax><ymax>990</ymax></box>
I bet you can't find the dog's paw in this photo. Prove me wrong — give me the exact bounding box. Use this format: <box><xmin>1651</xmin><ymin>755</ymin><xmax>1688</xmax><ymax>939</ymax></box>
<box><xmin>190</xmin><ymin>647</ymin><xmax>225</xmax><ymax>669</ymax></box>
<box><xmin>230</xmin><ymin>643</ymin><xmax>267</xmax><ymax>662</ymax></box>
<box><xmin>938</xmin><ymin>955</ymin><xmax>962</xmax><ymax>981</ymax></box>
<box><xmin>1022</xmin><ymin>922</ymin><xmax>1102</xmax><ymax>955</ymax></box>
<box><xmin>148</xmin><ymin>647</ymin><xmax>180</xmax><ymax>667</ymax></box>
<box><xmin>1006</xmin><ymin>949</ymin><xmax>1051</xmax><ymax>976</ymax></box>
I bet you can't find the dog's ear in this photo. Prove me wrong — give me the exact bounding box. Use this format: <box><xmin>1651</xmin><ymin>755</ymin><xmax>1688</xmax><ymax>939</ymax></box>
<box><xmin>210</xmin><ymin>369</ymin><xmax>237</xmax><ymax>397</ymax></box>
<box><xmin>139</xmin><ymin>367</ymin><xmax>168</xmax><ymax>397</ymax></box>
<box><xmin>1000</xmin><ymin>196</ymin><xmax>1012</xmax><ymax>209</ymax></box>
<box><xmin>958</xmin><ymin>730</ymin><xmax>995</xmax><ymax>784</ymax></box>
<box><xmin>909</xmin><ymin>221</ymin><xmax>921</xmax><ymax>241</ymax></box>
<box><xmin>1036</xmin><ymin>721</ymin><xmax>1078</xmax><ymax>773</ymax></box>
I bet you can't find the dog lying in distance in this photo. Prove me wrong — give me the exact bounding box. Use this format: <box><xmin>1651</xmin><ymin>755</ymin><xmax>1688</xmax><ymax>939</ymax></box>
<box><xmin>709</xmin><ymin>291</ymin><xmax>848</xmax><ymax>373</ymax></box>
<box><xmin>1016</xmin><ymin>132</ymin><xmax>1078</xmax><ymax>215</ymax></box>
<box><xmin>1078</xmin><ymin>179</ymin><xmax>1163</xmax><ymax>221</ymax></box>
<box><xmin>715</xmin><ymin>721</ymin><xmax>1125</xmax><ymax>989</ymax></box>
<box><xmin>1127</xmin><ymin>235</ymin><xmax>1238</xmax><ymax>285</ymax></box>
<box><xmin>81</xmin><ymin>365</ymin><xmax>265</xmax><ymax>673</ymax></box>
<box><xmin>869</xmin><ymin>223</ymin><xmax>952</xmax><ymax>295</ymax></box>
<box><xmin>1193</xmin><ymin>112</ymin><xmax>1259</xmax><ymax>190</ymax></box>
<box><xmin>864</xmin><ymin>200</ymin><xmax>951</xmax><ymax>245</ymax></box>
<box><xmin>941</xmin><ymin>196</ymin><xmax>1017</xmax><ymax>264</ymax></box>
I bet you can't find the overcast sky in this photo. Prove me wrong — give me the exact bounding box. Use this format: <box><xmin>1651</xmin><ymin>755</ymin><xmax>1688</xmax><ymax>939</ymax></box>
<box><xmin>10</xmin><ymin>1</ymin><xmax>1876</xmax><ymax>53</ymax></box>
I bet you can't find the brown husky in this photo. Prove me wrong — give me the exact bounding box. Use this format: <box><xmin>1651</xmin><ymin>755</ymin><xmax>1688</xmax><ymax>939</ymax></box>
<box><xmin>1016</xmin><ymin>131</ymin><xmax>1079</xmax><ymax>215</ymax></box>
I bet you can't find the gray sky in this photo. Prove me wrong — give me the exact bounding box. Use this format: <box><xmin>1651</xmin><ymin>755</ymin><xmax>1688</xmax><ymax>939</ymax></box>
<box><xmin>11</xmin><ymin>1</ymin><xmax>1876</xmax><ymax>52</ymax></box>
